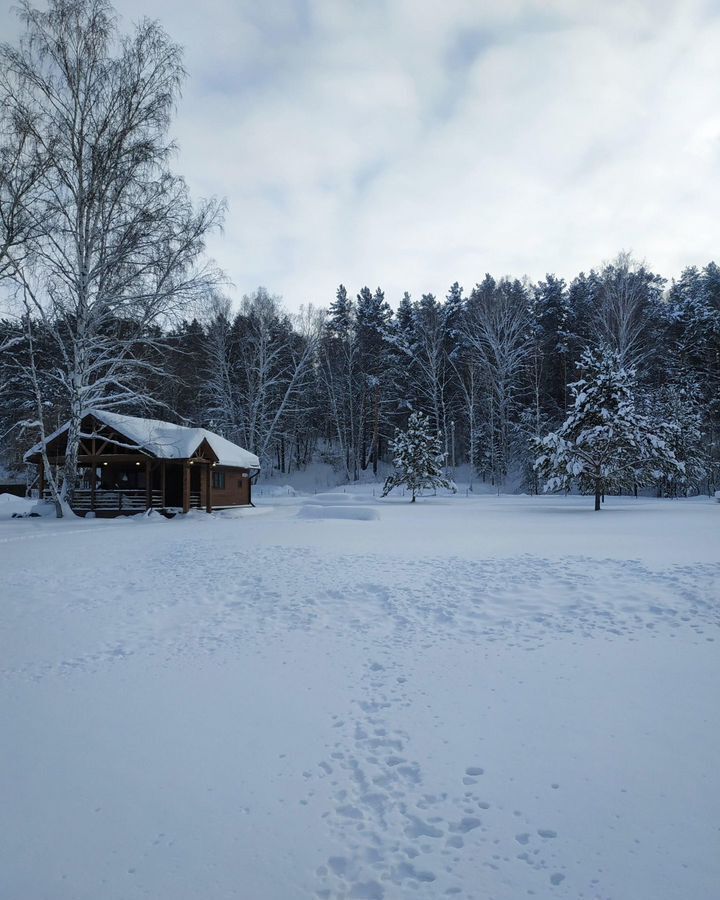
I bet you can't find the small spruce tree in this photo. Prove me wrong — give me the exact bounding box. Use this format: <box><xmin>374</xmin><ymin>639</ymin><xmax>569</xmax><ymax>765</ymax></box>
<box><xmin>535</xmin><ymin>346</ymin><xmax>682</xmax><ymax>510</ymax></box>
<box><xmin>382</xmin><ymin>412</ymin><xmax>456</xmax><ymax>502</ymax></box>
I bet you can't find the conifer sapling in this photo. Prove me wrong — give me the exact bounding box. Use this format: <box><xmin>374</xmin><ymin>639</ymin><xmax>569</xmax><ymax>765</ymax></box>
<box><xmin>382</xmin><ymin>412</ymin><xmax>456</xmax><ymax>502</ymax></box>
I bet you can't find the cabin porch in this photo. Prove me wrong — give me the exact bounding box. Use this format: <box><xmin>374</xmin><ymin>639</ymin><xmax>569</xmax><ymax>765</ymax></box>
<box><xmin>38</xmin><ymin>458</ymin><xmax>210</xmax><ymax>517</ymax></box>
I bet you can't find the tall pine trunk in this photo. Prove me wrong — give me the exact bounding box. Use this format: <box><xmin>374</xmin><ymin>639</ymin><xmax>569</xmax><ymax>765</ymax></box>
<box><xmin>371</xmin><ymin>385</ymin><xmax>380</xmax><ymax>477</ymax></box>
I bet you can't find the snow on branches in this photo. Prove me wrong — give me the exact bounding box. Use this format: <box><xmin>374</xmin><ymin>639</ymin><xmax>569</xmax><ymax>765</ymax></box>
<box><xmin>534</xmin><ymin>346</ymin><xmax>683</xmax><ymax>510</ymax></box>
<box><xmin>382</xmin><ymin>411</ymin><xmax>456</xmax><ymax>502</ymax></box>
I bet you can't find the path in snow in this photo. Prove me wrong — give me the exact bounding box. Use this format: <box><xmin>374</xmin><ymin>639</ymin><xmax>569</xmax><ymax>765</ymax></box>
<box><xmin>3</xmin><ymin>544</ymin><xmax>718</xmax><ymax>682</ymax></box>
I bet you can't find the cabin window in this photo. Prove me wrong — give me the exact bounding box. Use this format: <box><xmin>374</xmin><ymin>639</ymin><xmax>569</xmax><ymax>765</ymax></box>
<box><xmin>212</xmin><ymin>470</ymin><xmax>225</xmax><ymax>489</ymax></box>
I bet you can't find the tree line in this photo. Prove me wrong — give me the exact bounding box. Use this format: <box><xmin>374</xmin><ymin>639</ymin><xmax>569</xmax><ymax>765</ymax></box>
<box><xmin>2</xmin><ymin>259</ymin><xmax>718</xmax><ymax>497</ymax></box>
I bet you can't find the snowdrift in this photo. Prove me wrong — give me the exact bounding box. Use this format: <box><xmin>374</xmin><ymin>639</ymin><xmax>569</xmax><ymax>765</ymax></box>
<box><xmin>306</xmin><ymin>492</ymin><xmax>362</xmax><ymax>504</ymax></box>
<box><xmin>298</xmin><ymin>503</ymin><xmax>379</xmax><ymax>521</ymax></box>
<box><xmin>0</xmin><ymin>493</ymin><xmax>35</xmax><ymax>519</ymax></box>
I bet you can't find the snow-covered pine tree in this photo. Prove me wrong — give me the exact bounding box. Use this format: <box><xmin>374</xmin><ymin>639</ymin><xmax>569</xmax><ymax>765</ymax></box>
<box><xmin>647</xmin><ymin>381</ymin><xmax>709</xmax><ymax>496</ymax></box>
<box><xmin>382</xmin><ymin>411</ymin><xmax>456</xmax><ymax>502</ymax></box>
<box><xmin>667</xmin><ymin>263</ymin><xmax>720</xmax><ymax>482</ymax></box>
<box><xmin>389</xmin><ymin>291</ymin><xmax>417</xmax><ymax>415</ymax></box>
<box><xmin>356</xmin><ymin>286</ymin><xmax>392</xmax><ymax>475</ymax></box>
<box><xmin>443</xmin><ymin>282</ymin><xmax>465</xmax><ymax>345</ymax></box>
<box><xmin>534</xmin><ymin>346</ymin><xmax>682</xmax><ymax>510</ymax></box>
<box><xmin>394</xmin><ymin>292</ymin><xmax>415</xmax><ymax>348</ymax></box>
<box><xmin>532</xmin><ymin>274</ymin><xmax>571</xmax><ymax>415</ymax></box>
<box><xmin>318</xmin><ymin>285</ymin><xmax>360</xmax><ymax>480</ymax></box>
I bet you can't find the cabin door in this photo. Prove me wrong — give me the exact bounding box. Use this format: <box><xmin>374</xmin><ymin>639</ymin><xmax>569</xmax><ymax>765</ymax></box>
<box><xmin>165</xmin><ymin>465</ymin><xmax>183</xmax><ymax>507</ymax></box>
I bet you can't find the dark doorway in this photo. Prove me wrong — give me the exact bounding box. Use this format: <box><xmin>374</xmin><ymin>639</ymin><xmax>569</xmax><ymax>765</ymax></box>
<box><xmin>191</xmin><ymin>465</ymin><xmax>201</xmax><ymax>496</ymax></box>
<box><xmin>165</xmin><ymin>465</ymin><xmax>183</xmax><ymax>507</ymax></box>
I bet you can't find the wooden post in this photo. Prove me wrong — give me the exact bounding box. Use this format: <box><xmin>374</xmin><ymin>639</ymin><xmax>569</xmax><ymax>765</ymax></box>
<box><xmin>182</xmin><ymin>464</ymin><xmax>190</xmax><ymax>514</ymax></box>
<box><xmin>205</xmin><ymin>464</ymin><xmax>212</xmax><ymax>514</ymax></box>
<box><xmin>90</xmin><ymin>460</ymin><xmax>96</xmax><ymax>512</ymax></box>
<box><xmin>38</xmin><ymin>463</ymin><xmax>45</xmax><ymax>499</ymax></box>
<box><xmin>160</xmin><ymin>460</ymin><xmax>166</xmax><ymax>509</ymax></box>
<box><xmin>145</xmin><ymin>459</ymin><xmax>152</xmax><ymax>510</ymax></box>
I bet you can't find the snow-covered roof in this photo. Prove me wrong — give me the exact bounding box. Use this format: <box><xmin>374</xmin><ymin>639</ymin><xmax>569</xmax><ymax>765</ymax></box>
<box><xmin>25</xmin><ymin>410</ymin><xmax>260</xmax><ymax>469</ymax></box>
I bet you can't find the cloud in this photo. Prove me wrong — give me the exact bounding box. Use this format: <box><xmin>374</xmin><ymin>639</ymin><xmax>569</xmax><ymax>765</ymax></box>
<box><xmin>2</xmin><ymin>0</ymin><xmax>719</xmax><ymax>308</ymax></box>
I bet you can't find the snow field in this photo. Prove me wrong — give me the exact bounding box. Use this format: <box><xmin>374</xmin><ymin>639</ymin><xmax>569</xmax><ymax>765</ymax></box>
<box><xmin>1</xmin><ymin>492</ymin><xmax>718</xmax><ymax>899</ymax></box>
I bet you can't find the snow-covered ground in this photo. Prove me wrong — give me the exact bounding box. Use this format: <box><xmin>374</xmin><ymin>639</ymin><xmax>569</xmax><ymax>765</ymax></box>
<box><xmin>1</xmin><ymin>490</ymin><xmax>718</xmax><ymax>899</ymax></box>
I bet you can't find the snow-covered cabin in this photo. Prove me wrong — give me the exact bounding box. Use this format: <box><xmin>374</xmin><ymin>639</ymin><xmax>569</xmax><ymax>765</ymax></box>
<box><xmin>24</xmin><ymin>411</ymin><xmax>260</xmax><ymax>516</ymax></box>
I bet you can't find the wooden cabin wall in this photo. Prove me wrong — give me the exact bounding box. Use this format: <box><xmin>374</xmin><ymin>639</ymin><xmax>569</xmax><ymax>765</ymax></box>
<box><xmin>200</xmin><ymin>466</ymin><xmax>251</xmax><ymax>508</ymax></box>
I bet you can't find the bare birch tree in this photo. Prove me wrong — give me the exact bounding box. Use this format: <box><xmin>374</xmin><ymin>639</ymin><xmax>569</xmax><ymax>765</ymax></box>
<box><xmin>0</xmin><ymin>128</ymin><xmax>43</xmax><ymax>282</ymax></box>
<box><xmin>204</xmin><ymin>289</ymin><xmax>321</xmax><ymax>470</ymax></box>
<box><xmin>202</xmin><ymin>294</ymin><xmax>243</xmax><ymax>439</ymax></box>
<box><xmin>0</xmin><ymin>0</ymin><xmax>223</xmax><ymax>514</ymax></box>
<box><xmin>449</xmin><ymin>349</ymin><xmax>479</xmax><ymax>479</ymax></box>
<box><xmin>461</xmin><ymin>276</ymin><xmax>532</xmax><ymax>486</ymax></box>
<box><xmin>595</xmin><ymin>251</ymin><xmax>664</xmax><ymax>369</ymax></box>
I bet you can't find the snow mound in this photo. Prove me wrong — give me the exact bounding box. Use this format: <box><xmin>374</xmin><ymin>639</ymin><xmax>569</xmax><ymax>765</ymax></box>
<box><xmin>309</xmin><ymin>492</ymin><xmax>358</xmax><ymax>504</ymax></box>
<box><xmin>0</xmin><ymin>494</ymin><xmax>59</xmax><ymax>520</ymax></box>
<box><xmin>129</xmin><ymin>509</ymin><xmax>168</xmax><ymax>524</ymax></box>
<box><xmin>0</xmin><ymin>493</ymin><xmax>35</xmax><ymax>519</ymax></box>
<box><xmin>215</xmin><ymin>507</ymin><xmax>273</xmax><ymax>519</ymax></box>
<box><xmin>178</xmin><ymin>509</ymin><xmax>217</xmax><ymax>524</ymax></box>
<box><xmin>298</xmin><ymin>504</ymin><xmax>379</xmax><ymax>521</ymax></box>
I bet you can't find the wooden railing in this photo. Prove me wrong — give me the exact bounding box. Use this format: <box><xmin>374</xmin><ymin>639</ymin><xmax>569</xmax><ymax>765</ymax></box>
<box><xmin>42</xmin><ymin>488</ymin><xmax>203</xmax><ymax>512</ymax></box>
<box><xmin>44</xmin><ymin>489</ymin><xmax>164</xmax><ymax>512</ymax></box>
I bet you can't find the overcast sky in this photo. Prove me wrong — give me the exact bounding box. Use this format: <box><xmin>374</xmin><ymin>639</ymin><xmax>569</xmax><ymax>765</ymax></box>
<box><xmin>3</xmin><ymin>0</ymin><xmax>720</xmax><ymax>310</ymax></box>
